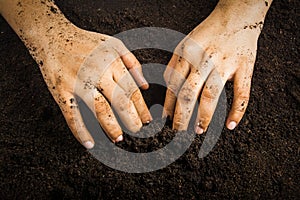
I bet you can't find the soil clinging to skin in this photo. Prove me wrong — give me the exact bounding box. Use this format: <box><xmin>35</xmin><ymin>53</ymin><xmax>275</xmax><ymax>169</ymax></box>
<box><xmin>0</xmin><ymin>0</ymin><xmax>299</xmax><ymax>199</ymax></box>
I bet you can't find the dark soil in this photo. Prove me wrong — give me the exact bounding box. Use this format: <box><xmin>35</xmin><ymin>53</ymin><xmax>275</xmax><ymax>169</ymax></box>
<box><xmin>0</xmin><ymin>0</ymin><xmax>299</xmax><ymax>199</ymax></box>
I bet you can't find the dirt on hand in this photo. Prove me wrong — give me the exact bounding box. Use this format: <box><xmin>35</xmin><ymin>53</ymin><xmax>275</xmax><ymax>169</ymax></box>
<box><xmin>0</xmin><ymin>0</ymin><xmax>299</xmax><ymax>199</ymax></box>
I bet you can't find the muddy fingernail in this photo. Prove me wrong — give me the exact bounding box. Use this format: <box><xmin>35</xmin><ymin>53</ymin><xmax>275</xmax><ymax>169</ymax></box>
<box><xmin>83</xmin><ymin>141</ymin><xmax>94</xmax><ymax>149</ymax></box>
<box><xmin>115</xmin><ymin>135</ymin><xmax>124</xmax><ymax>143</ymax></box>
<box><xmin>228</xmin><ymin>121</ymin><xmax>237</xmax><ymax>130</ymax></box>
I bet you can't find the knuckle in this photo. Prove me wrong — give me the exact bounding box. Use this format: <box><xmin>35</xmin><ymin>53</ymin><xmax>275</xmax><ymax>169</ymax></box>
<box><xmin>173</xmin><ymin>120</ymin><xmax>186</xmax><ymax>131</ymax></box>
<box><xmin>233</xmin><ymin>99</ymin><xmax>249</xmax><ymax>113</ymax></box>
<box><xmin>236</xmin><ymin>92</ymin><xmax>250</xmax><ymax>100</ymax></box>
<box><xmin>163</xmin><ymin>69</ymin><xmax>171</xmax><ymax>82</ymax></box>
<box><xmin>130</xmin><ymin>89</ymin><xmax>142</xmax><ymax>102</ymax></box>
<box><xmin>114</xmin><ymin>38</ymin><xmax>126</xmax><ymax>50</ymax></box>
<box><xmin>167</xmin><ymin>83</ymin><xmax>180</xmax><ymax>95</ymax></box>
<box><xmin>178</xmin><ymin>87</ymin><xmax>194</xmax><ymax>104</ymax></box>
<box><xmin>95</xmin><ymin>101</ymin><xmax>110</xmax><ymax>115</ymax></box>
<box><xmin>174</xmin><ymin>42</ymin><xmax>185</xmax><ymax>54</ymax></box>
<box><xmin>128</xmin><ymin>82</ymin><xmax>139</xmax><ymax>96</ymax></box>
<box><xmin>115</xmin><ymin>95</ymin><xmax>129</xmax><ymax>111</ymax></box>
<box><xmin>202</xmin><ymin>84</ymin><xmax>220</xmax><ymax>101</ymax></box>
<box><xmin>182</xmin><ymin>44</ymin><xmax>196</xmax><ymax>55</ymax></box>
<box><xmin>110</xmin><ymin>37</ymin><xmax>122</xmax><ymax>45</ymax></box>
<box><xmin>104</xmin><ymin>120</ymin><xmax>121</xmax><ymax>133</ymax></box>
<box><xmin>66</xmin><ymin>115</ymin><xmax>83</xmax><ymax>132</ymax></box>
<box><xmin>163</xmin><ymin>72</ymin><xmax>168</xmax><ymax>82</ymax></box>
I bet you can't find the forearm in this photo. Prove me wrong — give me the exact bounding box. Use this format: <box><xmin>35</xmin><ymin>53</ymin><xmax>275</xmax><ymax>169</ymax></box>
<box><xmin>0</xmin><ymin>0</ymin><xmax>78</xmax><ymax>62</ymax></box>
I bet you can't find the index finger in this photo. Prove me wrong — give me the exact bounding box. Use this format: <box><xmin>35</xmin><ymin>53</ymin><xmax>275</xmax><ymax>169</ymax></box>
<box><xmin>163</xmin><ymin>55</ymin><xmax>190</xmax><ymax>119</ymax></box>
<box><xmin>172</xmin><ymin>70</ymin><xmax>204</xmax><ymax>131</ymax></box>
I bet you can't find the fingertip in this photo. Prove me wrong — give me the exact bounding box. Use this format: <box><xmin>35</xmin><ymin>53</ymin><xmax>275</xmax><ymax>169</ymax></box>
<box><xmin>227</xmin><ymin>121</ymin><xmax>237</xmax><ymax>130</ymax></box>
<box><xmin>143</xmin><ymin>114</ymin><xmax>153</xmax><ymax>125</ymax></box>
<box><xmin>114</xmin><ymin>135</ymin><xmax>124</xmax><ymax>143</ymax></box>
<box><xmin>195</xmin><ymin>125</ymin><xmax>204</xmax><ymax>134</ymax></box>
<box><xmin>194</xmin><ymin>120</ymin><xmax>208</xmax><ymax>134</ymax></box>
<box><xmin>140</xmin><ymin>82</ymin><xmax>149</xmax><ymax>90</ymax></box>
<box><xmin>141</xmin><ymin>116</ymin><xmax>152</xmax><ymax>125</ymax></box>
<box><xmin>83</xmin><ymin>141</ymin><xmax>94</xmax><ymax>149</ymax></box>
<box><xmin>195</xmin><ymin>127</ymin><xmax>204</xmax><ymax>134</ymax></box>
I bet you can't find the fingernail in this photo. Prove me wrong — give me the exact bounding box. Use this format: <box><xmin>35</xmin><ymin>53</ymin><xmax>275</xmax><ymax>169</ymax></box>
<box><xmin>115</xmin><ymin>135</ymin><xmax>124</xmax><ymax>143</ymax></box>
<box><xmin>140</xmin><ymin>83</ymin><xmax>149</xmax><ymax>90</ymax></box>
<box><xmin>143</xmin><ymin>119</ymin><xmax>151</xmax><ymax>125</ymax></box>
<box><xmin>83</xmin><ymin>141</ymin><xmax>94</xmax><ymax>149</ymax></box>
<box><xmin>228</xmin><ymin>121</ymin><xmax>237</xmax><ymax>130</ymax></box>
<box><xmin>195</xmin><ymin>126</ymin><xmax>204</xmax><ymax>134</ymax></box>
<box><xmin>195</xmin><ymin>122</ymin><xmax>204</xmax><ymax>134</ymax></box>
<box><xmin>195</xmin><ymin>123</ymin><xmax>204</xmax><ymax>134</ymax></box>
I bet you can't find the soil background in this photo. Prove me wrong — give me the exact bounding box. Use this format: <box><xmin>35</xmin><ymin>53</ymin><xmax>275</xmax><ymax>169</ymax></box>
<box><xmin>0</xmin><ymin>0</ymin><xmax>299</xmax><ymax>199</ymax></box>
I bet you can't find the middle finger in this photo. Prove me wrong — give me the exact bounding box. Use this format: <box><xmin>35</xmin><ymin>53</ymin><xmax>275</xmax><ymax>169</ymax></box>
<box><xmin>99</xmin><ymin>75</ymin><xmax>143</xmax><ymax>133</ymax></box>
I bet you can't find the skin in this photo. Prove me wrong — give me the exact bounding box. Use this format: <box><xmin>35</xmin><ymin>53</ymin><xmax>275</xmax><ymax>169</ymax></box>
<box><xmin>1</xmin><ymin>0</ymin><xmax>273</xmax><ymax>149</ymax></box>
<box><xmin>0</xmin><ymin>0</ymin><xmax>152</xmax><ymax>149</ymax></box>
<box><xmin>163</xmin><ymin>0</ymin><xmax>273</xmax><ymax>133</ymax></box>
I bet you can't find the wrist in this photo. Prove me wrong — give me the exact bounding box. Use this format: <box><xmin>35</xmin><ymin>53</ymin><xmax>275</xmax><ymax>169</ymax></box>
<box><xmin>213</xmin><ymin>0</ymin><xmax>272</xmax><ymax>31</ymax></box>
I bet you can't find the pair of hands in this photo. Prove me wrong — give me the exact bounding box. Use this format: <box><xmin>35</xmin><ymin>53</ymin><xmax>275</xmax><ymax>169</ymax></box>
<box><xmin>44</xmin><ymin>8</ymin><xmax>261</xmax><ymax>149</ymax></box>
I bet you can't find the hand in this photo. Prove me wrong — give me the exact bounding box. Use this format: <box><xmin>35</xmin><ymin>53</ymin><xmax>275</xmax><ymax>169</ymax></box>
<box><xmin>0</xmin><ymin>0</ymin><xmax>152</xmax><ymax>149</ymax></box>
<box><xmin>163</xmin><ymin>1</ymin><xmax>269</xmax><ymax>133</ymax></box>
<box><xmin>42</xmin><ymin>27</ymin><xmax>152</xmax><ymax>148</ymax></box>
